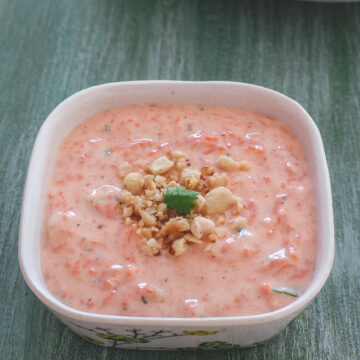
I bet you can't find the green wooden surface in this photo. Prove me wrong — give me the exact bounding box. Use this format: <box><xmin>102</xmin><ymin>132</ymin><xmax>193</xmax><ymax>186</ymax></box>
<box><xmin>1</xmin><ymin>0</ymin><xmax>359</xmax><ymax>359</ymax></box>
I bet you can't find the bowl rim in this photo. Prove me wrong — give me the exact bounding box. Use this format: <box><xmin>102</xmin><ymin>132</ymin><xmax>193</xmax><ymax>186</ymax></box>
<box><xmin>19</xmin><ymin>80</ymin><xmax>334</xmax><ymax>326</ymax></box>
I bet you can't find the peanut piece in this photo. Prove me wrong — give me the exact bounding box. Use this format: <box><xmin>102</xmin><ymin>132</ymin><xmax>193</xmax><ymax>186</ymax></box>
<box><xmin>149</xmin><ymin>156</ymin><xmax>174</xmax><ymax>175</ymax></box>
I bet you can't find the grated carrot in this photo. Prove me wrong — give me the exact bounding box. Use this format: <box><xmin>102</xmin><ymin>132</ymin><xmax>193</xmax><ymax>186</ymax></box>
<box><xmin>247</xmin><ymin>144</ymin><xmax>264</xmax><ymax>153</ymax></box>
<box><xmin>262</xmin><ymin>283</ymin><xmax>272</xmax><ymax>295</ymax></box>
<box><xmin>204</xmin><ymin>135</ymin><xmax>219</xmax><ymax>143</ymax></box>
<box><xmin>104</xmin><ymin>279</ymin><xmax>113</xmax><ymax>288</ymax></box>
<box><xmin>267</xmin><ymin>229</ymin><xmax>275</xmax><ymax>236</ymax></box>
<box><xmin>291</xmin><ymin>268</ymin><xmax>308</xmax><ymax>279</ymax></box>
<box><xmin>52</xmin><ymin>243</ymin><xmax>67</xmax><ymax>253</ymax></box>
<box><xmin>264</xmin><ymin>176</ymin><xmax>271</xmax><ymax>184</ymax></box>
<box><xmin>102</xmin><ymin>291</ymin><xmax>116</xmax><ymax>306</ymax></box>
<box><xmin>88</xmin><ymin>268</ymin><xmax>97</xmax><ymax>275</ymax></box>
<box><xmin>108</xmin><ymin>144</ymin><xmax>124</xmax><ymax>152</ymax></box>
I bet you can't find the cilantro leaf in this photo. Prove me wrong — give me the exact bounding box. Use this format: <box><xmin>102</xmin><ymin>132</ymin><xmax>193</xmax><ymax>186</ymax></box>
<box><xmin>272</xmin><ymin>287</ymin><xmax>298</xmax><ymax>297</ymax></box>
<box><xmin>164</xmin><ymin>187</ymin><xmax>199</xmax><ymax>215</ymax></box>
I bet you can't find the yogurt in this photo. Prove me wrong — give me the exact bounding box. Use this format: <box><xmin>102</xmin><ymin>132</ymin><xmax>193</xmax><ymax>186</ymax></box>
<box><xmin>41</xmin><ymin>104</ymin><xmax>316</xmax><ymax>317</ymax></box>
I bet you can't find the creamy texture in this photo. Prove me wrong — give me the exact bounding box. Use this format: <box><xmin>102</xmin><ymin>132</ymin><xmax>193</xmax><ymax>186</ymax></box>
<box><xmin>42</xmin><ymin>104</ymin><xmax>316</xmax><ymax>317</ymax></box>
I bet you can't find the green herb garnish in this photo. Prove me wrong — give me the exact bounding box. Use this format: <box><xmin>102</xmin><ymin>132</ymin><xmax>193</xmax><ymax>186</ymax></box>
<box><xmin>272</xmin><ymin>287</ymin><xmax>298</xmax><ymax>297</ymax></box>
<box><xmin>164</xmin><ymin>187</ymin><xmax>198</xmax><ymax>215</ymax></box>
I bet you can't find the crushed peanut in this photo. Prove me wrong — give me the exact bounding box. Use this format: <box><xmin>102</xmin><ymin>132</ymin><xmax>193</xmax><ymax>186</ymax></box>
<box><xmin>124</xmin><ymin>172</ymin><xmax>144</xmax><ymax>194</ymax></box>
<box><xmin>216</xmin><ymin>155</ymin><xmax>250</xmax><ymax>171</ymax></box>
<box><xmin>215</xmin><ymin>227</ymin><xmax>227</xmax><ymax>239</ymax></box>
<box><xmin>191</xmin><ymin>216</ymin><xmax>215</xmax><ymax>239</ymax></box>
<box><xmin>141</xmin><ymin>238</ymin><xmax>162</xmax><ymax>256</ymax></box>
<box><xmin>171</xmin><ymin>238</ymin><xmax>188</xmax><ymax>256</ymax></box>
<box><xmin>180</xmin><ymin>169</ymin><xmax>201</xmax><ymax>190</ymax></box>
<box><xmin>161</xmin><ymin>217</ymin><xmax>190</xmax><ymax>235</ymax></box>
<box><xmin>232</xmin><ymin>216</ymin><xmax>247</xmax><ymax>231</ymax></box>
<box><xmin>149</xmin><ymin>156</ymin><xmax>174</xmax><ymax>175</ymax></box>
<box><xmin>206</xmin><ymin>173</ymin><xmax>228</xmax><ymax>189</ymax></box>
<box><xmin>204</xmin><ymin>186</ymin><xmax>235</xmax><ymax>215</ymax></box>
<box><xmin>116</xmin><ymin>153</ymin><xmax>248</xmax><ymax>257</ymax></box>
<box><xmin>123</xmin><ymin>206</ymin><xmax>133</xmax><ymax>217</ymax></box>
<box><xmin>118</xmin><ymin>162</ymin><xmax>131</xmax><ymax>178</ymax></box>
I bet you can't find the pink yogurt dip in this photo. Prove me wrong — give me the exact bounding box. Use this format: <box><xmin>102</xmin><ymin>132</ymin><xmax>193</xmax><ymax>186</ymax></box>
<box><xmin>42</xmin><ymin>104</ymin><xmax>316</xmax><ymax>317</ymax></box>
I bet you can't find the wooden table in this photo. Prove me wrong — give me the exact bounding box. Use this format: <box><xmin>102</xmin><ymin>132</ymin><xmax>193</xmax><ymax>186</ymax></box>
<box><xmin>1</xmin><ymin>1</ymin><xmax>359</xmax><ymax>359</ymax></box>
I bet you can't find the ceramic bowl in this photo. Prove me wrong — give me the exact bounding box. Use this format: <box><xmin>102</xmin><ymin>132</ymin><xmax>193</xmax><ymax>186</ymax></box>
<box><xmin>19</xmin><ymin>81</ymin><xmax>334</xmax><ymax>350</ymax></box>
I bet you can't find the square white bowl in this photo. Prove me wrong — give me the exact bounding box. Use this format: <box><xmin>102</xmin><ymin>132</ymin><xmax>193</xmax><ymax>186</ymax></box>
<box><xmin>19</xmin><ymin>81</ymin><xmax>334</xmax><ymax>350</ymax></box>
